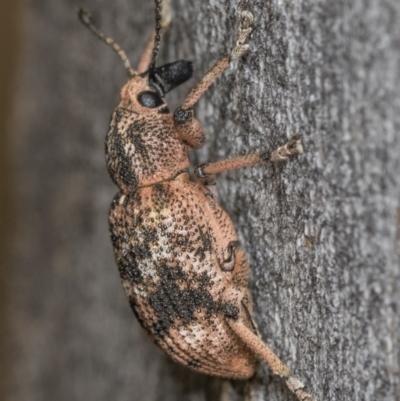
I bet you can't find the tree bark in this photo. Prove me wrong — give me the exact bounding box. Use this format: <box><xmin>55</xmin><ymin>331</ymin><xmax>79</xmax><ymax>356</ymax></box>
<box><xmin>5</xmin><ymin>0</ymin><xmax>400</xmax><ymax>401</ymax></box>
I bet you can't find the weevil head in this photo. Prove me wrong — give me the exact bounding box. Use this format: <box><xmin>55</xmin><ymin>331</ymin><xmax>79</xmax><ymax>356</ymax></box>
<box><xmin>119</xmin><ymin>60</ymin><xmax>193</xmax><ymax>113</ymax></box>
<box><xmin>78</xmin><ymin>4</ymin><xmax>196</xmax><ymax>192</ymax></box>
<box><xmin>106</xmin><ymin>61</ymin><xmax>194</xmax><ymax>193</ymax></box>
<box><xmin>148</xmin><ymin>60</ymin><xmax>193</xmax><ymax>98</ymax></box>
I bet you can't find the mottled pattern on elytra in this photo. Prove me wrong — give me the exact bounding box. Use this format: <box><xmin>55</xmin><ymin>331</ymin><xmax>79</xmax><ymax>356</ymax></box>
<box><xmin>109</xmin><ymin>178</ymin><xmax>257</xmax><ymax>378</ymax></box>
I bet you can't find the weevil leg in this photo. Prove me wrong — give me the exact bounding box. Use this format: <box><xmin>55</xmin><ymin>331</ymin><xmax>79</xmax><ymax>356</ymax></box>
<box><xmin>178</xmin><ymin>5</ymin><xmax>253</xmax><ymax>112</ymax></box>
<box><xmin>194</xmin><ymin>137</ymin><xmax>303</xmax><ymax>179</ymax></box>
<box><xmin>178</xmin><ymin>55</ymin><xmax>232</xmax><ymax>111</ymax></box>
<box><xmin>173</xmin><ymin>4</ymin><xmax>253</xmax><ymax>145</ymax></box>
<box><xmin>226</xmin><ymin>318</ymin><xmax>317</xmax><ymax>401</ymax></box>
<box><xmin>137</xmin><ymin>0</ymin><xmax>171</xmax><ymax>73</ymax></box>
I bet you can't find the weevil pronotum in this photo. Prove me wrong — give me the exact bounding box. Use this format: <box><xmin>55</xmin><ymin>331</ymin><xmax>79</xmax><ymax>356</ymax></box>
<box><xmin>78</xmin><ymin>1</ymin><xmax>316</xmax><ymax>400</ymax></box>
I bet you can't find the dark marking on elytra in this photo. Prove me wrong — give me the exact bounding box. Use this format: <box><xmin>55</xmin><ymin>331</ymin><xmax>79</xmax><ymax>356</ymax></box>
<box><xmin>149</xmin><ymin>263</ymin><xmax>218</xmax><ymax>337</ymax></box>
<box><xmin>128</xmin><ymin>224</ymin><xmax>158</xmax><ymax>261</ymax></box>
<box><xmin>152</xmin><ymin>183</ymin><xmax>171</xmax><ymax>212</ymax></box>
<box><xmin>194</xmin><ymin>225</ymin><xmax>212</xmax><ymax>261</ymax></box>
<box><xmin>222</xmin><ymin>303</ymin><xmax>240</xmax><ymax>319</ymax></box>
<box><xmin>119</xmin><ymin>252</ymin><xmax>143</xmax><ymax>284</ymax></box>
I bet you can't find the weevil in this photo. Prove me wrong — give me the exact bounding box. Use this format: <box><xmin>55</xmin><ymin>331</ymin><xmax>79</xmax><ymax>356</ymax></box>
<box><xmin>78</xmin><ymin>1</ymin><xmax>316</xmax><ymax>400</ymax></box>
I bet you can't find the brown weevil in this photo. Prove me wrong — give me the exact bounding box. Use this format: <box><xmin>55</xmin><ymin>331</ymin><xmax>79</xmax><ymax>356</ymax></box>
<box><xmin>78</xmin><ymin>1</ymin><xmax>316</xmax><ymax>400</ymax></box>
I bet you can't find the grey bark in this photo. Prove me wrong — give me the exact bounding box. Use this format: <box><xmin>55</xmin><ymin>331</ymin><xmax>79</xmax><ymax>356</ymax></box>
<box><xmin>5</xmin><ymin>0</ymin><xmax>400</xmax><ymax>401</ymax></box>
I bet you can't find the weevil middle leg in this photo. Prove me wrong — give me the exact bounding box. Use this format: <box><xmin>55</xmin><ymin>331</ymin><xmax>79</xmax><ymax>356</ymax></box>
<box><xmin>194</xmin><ymin>137</ymin><xmax>304</xmax><ymax>179</ymax></box>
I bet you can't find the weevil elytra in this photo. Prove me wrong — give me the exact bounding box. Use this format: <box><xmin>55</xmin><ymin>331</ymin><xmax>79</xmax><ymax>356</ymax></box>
<box><xmin>78</xmin><ymin>1</ymin><xmax>316</xmax><ymax>400</ymax></box>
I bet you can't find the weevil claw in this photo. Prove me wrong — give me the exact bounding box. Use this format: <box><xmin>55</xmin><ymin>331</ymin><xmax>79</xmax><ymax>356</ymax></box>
<box><xmin>286</xmin><ymin>377</ymin><xmax>317</xmax><ymax>401</ymax></box>
<box><xmin>270</xmin><ymin>137</ymin><xmax>304</xmax><ymax>162</ymax></box>
<box><xmin>231</xmin><ymin>7</ymin><xmax>254</xmax><ymax>60</ymax></box>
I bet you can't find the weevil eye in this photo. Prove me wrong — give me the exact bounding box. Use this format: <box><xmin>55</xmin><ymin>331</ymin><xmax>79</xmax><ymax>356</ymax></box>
<box><xmin>137</xmin><ymin>91</ymin><xmax>164</xmax><ymax>108</ymax></box>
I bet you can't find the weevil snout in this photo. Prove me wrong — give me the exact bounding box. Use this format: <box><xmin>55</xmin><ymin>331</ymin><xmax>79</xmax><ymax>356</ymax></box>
<box><xmin>148</xmin><ymin>60</ymin><xmax>193</xmax><ymax>97</ymax></box>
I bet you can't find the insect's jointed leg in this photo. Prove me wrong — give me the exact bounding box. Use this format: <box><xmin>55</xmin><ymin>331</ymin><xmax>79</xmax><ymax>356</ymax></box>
<box><xmin>173</xmin><ymin>4</ymin><xmax>253</xmax><ymax>147</ymax></box>
<box><xmin>195</xmin><ymin>137</ymin><xmax>303</xmax><ymax>179</ymax></box>
<box><xmin>179</xmin><ymin>5</ymin><xmax>254</xmax><ymax>111</ymax></box>
<box><xmin>80</xmin><ymin>0</ymin><xmax>316</xmax><ymax>398</ymax></box>
<box><xmin>227</xmin><ymin>318</ymin><xmax>316</xmax><ymax>401</ymax></box>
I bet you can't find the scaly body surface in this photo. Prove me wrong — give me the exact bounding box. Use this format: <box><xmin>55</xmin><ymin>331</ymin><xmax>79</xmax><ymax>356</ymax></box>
<box><xmin>107</xmin><ymin>104</ymin><xmax>256</xmax><ymax>377</ymax></box>
<box><xmin>79</xmin><ymin>1</ymin><xmax>317</xmax><ymax>399</ymax></box>
<box><xmin>110</xmin><ymin>176</ymin><xmax>257</xmax><ymax>378</ymax></box>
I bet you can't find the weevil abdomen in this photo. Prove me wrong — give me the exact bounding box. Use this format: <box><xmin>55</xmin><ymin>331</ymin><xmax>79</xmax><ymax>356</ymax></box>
<box><xmin>109</xmin><ymin>178</ymin><xmax>257</xmax><ymax>378</ymax></box>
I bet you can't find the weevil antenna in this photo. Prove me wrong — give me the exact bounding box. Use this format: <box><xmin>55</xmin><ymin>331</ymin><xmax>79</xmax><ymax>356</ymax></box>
<box><xmin>148</xmin><ymin>0</ymin><xmax>163</xmax><ymax>73</ymax></box>
<box><xmin>77</xmin><ymin>8</ymin><xmax>137</xmax><ymax>77</ymax></box>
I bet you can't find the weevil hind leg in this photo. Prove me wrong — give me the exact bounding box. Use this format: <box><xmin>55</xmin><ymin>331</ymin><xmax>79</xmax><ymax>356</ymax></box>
<box><xmin>240</xmin><ymin>299</ymin><xmax>260</xmax><ymax>336</ymax></box>
<box><xmin>226</xmin><ymin>318</ymin><xmax>317</xmax><ymax>401</ymax></box>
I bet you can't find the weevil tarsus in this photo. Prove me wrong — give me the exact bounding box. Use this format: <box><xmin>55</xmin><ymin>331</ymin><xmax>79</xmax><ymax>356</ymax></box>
<box><xmin>269</xmin><ymin>135</ymin><xmax>304</xmax><ymax>162</ymax></box>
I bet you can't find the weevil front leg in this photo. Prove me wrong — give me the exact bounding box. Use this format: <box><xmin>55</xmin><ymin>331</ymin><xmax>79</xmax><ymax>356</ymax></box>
<box><xmin>226</xmin><ymin>318</ymin><xmax>317</xmax><ymax>401</ymax></box>
<box><xmin>174</xmin><ymin>3</ymin><xmax>253</xmax><ymax>148</ymax></box>
<box><xmin>195</xmin><ymin>136</ymin><xmax>303</xmax><ymax>179</ymax></box>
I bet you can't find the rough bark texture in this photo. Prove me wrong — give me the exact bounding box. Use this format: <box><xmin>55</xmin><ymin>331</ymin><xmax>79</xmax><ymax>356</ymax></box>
<box><xmin>6</xmin><ymin>0</ymin><xmax>400</xmax><ymax>401</ymax></box>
